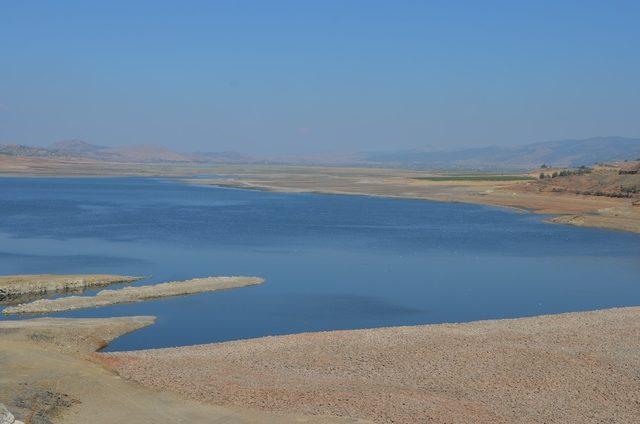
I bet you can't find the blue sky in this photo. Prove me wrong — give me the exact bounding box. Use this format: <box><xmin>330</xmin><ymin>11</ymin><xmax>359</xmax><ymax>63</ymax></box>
<box><xmin>1</xmin><ymin>1</ymin><xmax>639</xmax><ymax>154</ymax></box>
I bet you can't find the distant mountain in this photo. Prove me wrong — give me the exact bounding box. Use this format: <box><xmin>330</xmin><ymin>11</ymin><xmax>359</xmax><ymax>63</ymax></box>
<box><xmin>104</xmin><ymin>145</ymin><xmax>193</xmax><ymax>162</ymax></box>
<box><xmin>50</xmin><ymin>139</ymin><xmax>106</xmax><ymax>156</ymax></box>
<box><xmin>0</xmin><ymin>144</ymin><xmax>64</xmax><ymax>158</ymax></box>
<box><xmin>1</xmin><ymin>136</ymin><xmax>639</xmax><ymax>170</ymax></box>
<box><xmin>0</xmin><ymin>140</ymin><xmax>250</xmax><ymax>164</ymax></box>
<box><xmin>191</xmin><ymin>150</ymin><xmax>256</xmax><ymax>163</ymax></box>
<box><xmin>46</xmin><ymin>140</ymin><xmax>192</xmax><ymax>162</ymax></box>
<box><xmin>361</xmin><ymin>137</ymin><xmax>640</xmax><ymax>170</ymax></box>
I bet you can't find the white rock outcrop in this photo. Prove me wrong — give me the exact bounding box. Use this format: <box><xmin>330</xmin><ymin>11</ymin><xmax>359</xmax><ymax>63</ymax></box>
<box><xmin>0</xmin><ymin>403</ymin><xmax>24</xmax><ymax>424</ymax></box>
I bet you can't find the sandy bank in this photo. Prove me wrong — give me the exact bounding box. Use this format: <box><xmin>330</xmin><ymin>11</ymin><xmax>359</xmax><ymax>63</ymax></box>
<box><xmin>3</xmin><ymin>276</ymin><xmax>263</xmax><ymax>314</ymax></box>
<box><xmin>0</xmin><ymin>317</ymin><xmax>359</xmax><ymax>423</ymax></box>
<box><xmin>101</xmin><ymin>307</ymin><xmax>640</xmax><ymax>424</ymax></box>
<box><xmin>0</xmin><ymin>274</ymin><xmax>141</xmax><ymax>302</ymax></box>
<box><xmin>0</xmin><ymin>316</ymin><xmax>156</xmax><ymax>354</ymax></box>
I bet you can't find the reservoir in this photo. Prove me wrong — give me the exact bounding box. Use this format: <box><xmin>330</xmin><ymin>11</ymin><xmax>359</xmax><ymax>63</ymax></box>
<box><xmin>0</xmin><ymin>177</ymin><xmax>638</xmax><ymax>351</ymax></box>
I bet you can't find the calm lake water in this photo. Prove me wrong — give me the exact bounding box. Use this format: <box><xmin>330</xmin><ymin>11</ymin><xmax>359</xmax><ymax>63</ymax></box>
<box><xmin>0</xmin><ymin>177</ymin><xmax>638</xmax><ymax>351</ymax></box>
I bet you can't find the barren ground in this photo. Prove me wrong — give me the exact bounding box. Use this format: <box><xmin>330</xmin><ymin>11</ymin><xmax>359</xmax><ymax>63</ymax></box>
<box><xmin>100</xmin><ymin>307</ymin><xmax>640</xmax><ymax>424</ymax></box>
<box><xmin>0</xmin><ymin>317</ymin><xmax>357</xmax><ymax>424</ymax></box>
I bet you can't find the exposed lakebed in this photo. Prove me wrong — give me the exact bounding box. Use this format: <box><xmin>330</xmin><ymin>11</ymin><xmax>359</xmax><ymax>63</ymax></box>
<box><xmin>0</xmin><ymin>177</ymin><xmax>638</xmax><ymax>351</ymax></box>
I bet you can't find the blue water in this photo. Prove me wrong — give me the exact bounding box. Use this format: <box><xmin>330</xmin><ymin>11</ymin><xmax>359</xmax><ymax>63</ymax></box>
<box><xmin>0</xmin><ymin>177</ymin><xmax>638</xmax><ymax>351</ymax></box>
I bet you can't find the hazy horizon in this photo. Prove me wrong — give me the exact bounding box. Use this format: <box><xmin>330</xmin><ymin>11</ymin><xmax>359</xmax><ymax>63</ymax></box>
<box><xmin>3</xmin><ymin>135</ymin><xmax>638</xmax><ymax>158</ymax></box>
<box><xmin>2</xmin><ymin>1</ymin><xmax>639</xmax><ymax>155</ymax></box>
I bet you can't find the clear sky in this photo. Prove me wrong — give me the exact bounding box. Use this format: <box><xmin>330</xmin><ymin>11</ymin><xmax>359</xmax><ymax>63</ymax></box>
<box><xmin>1</xmin><ymin>1</ymin><xmax>639</xmax><ymax>154</ymax></box>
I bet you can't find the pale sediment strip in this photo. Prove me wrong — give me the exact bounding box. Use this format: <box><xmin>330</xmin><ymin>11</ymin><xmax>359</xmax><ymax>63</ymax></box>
<box><xmin>0</xmin><ymin>274</ymin><xmax>142</xmax><ymax>302</ymax></box>
<box><xmin>100</xmin><ymin>307</ymin><xmax>640</xmax><ymax>424</ymax></box>
<box><xmin>3</xmin><ymin>276</ymin><xmax>264</xmax><ymax>315</ymax></box>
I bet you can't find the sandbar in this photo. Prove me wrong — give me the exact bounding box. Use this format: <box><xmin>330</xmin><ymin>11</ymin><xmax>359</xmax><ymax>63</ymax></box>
<box><xmin>3</xmin><ymin>276</ymin><xmax>263</xmax><ymax>314</ymax></box>
<box><xmin>0</xmin><ymin>274</ymin><xmax>141</xmax><ymax>302</ymax></box>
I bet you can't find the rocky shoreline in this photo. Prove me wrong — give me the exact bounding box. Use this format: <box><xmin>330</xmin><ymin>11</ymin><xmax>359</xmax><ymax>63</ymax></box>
<box><xmin>0</xmin><ymin>316</ymin><xmax>354</xmax><ymax>423</ymax></box>
<box><xmin>100</xmin><ymin>307</ymin><xmax>640</xmax><ymax>423</ymax></box>
<box><xmin>2</xmin><ymin>301</ymin><xmax>639</xmax><ymax>422</ymax></box>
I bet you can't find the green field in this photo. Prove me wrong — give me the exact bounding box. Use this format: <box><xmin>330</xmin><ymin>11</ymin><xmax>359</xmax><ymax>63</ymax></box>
<box><xmin>414</xmin><ymin>175</ymin><xmax>535</xmax><ymax>182</ymax></box>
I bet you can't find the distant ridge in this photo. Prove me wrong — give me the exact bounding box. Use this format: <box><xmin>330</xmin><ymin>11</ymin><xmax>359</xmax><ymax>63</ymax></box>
<box><xmin>0</xmin><ymin>143</ymin><xmax>64</xmax><ymax>158</ymax></box>
<box><xmin>50</xmin><ymin>139</ymin><xmax>106</xmax><ymax>155</ymax></box>
<box><xmin>1</xmin><ymin>136</ymin><xmax>639</xmax><ymax>170</ymax></box>
<box><xmin>48</xmin><ymin>140</ymin><xmax>194</xmax><ymax>162</ymax></box>
<box><xmin>360</xmin><ymin>137</ymin><xmax>640</xmax><ymax>170</ymax></box>
<box><xmin>0</xmin><ymin>140</ymin><xmax>251</xmax><ymax>164</ymax></box>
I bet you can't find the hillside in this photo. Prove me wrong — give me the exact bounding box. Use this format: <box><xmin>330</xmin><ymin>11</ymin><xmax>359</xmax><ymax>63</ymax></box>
<box><xmin>532</xmin><ymin>160</ymin><xmax>640</xmax><ymax>202</ymax></box>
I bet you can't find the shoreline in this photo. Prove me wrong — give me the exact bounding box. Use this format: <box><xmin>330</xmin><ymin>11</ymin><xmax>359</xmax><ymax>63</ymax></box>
<box><xmin>190</xmin><ymin>178</ymin><xmax>538</xmax><ymax>213</ymax></box>
<box><xmin>0</xmin><ymin>316</ymin><xmax>346</xmax><ymax>423</ymax></box>
<box><xmin>1</xmin><ymin>306</ymin><xmax>639</xmax><ymax>422</ymax></box>
<box><xmin>1</xmin><ymin>166</ymin><xmax>639</xmax><ymax>422</ymax></box>
<box><xmin>2</xmin><ymin>162</ymin><xmax>638</xmax><ymax>234</ymax></box>
<box><xmin>97</xmin><ymin>306</ymin><xmax>640</xmax><ymax>423</ymax></box>
<box><xmin>189</xmin><ymin>177</ymin><xmax>640</xmax><ymax>234</ymax></box>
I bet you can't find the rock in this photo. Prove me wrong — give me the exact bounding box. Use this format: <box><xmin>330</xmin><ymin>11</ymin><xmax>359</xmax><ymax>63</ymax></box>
<box><xmin>0</xmin><ymin>402</ymin><xmax>23</xmax><ymax>424</ymax></box>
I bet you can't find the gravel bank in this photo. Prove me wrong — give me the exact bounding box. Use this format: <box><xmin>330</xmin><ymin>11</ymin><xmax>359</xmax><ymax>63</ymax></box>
<box><xmin>0</xmin><ymin>317</ymin><xmax>355</xmax><ymax>423</ymax></box>
<box><xmin>0</xmin><ymin>274</ymin><xmax>141</xmax><ymax>302</ymax></box>
<box><xmin>3</xmin><ymin>276</ymin><xmax>263</xmax><ymax>314</ymax></box>
<box><xmin>101</xmin><ymin>307</ymin><xmax>640</xmax><ymax>423</ymax></box>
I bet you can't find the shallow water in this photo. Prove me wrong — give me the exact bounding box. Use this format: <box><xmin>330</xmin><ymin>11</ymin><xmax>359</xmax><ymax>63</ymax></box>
<box><xmin>0</xmin><ymin>177</ymin><xmax>638</xmax><ymax>351</ymax></box>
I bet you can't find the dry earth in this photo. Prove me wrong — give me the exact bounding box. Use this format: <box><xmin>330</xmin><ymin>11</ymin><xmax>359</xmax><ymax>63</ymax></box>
<box><xmin>0</xmin><ymin>317</ymin><xmax>359</xmax><ymax>424</ymax></box>
<box><xmin>3</xmin><ymin>276</ymin><xmax>264</xmax><ymax>314</ymax></box>
<box><xmin>101</xmin><ymin>307</ymin><xmax>640</xmax><ymax>424</ymax></box>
